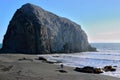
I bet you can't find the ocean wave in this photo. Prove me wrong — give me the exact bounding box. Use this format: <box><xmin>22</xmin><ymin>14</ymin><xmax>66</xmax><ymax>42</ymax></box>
<box><xmin>38</xmin><ymin>43</ymin><xmax>120</xmax><ymax>78</ymax></box>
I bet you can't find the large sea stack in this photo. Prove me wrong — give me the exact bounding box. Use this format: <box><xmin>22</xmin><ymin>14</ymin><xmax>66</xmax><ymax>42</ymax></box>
<box><xmin>0</xmin><ymin>3</ymin><xmax>96</xmax><ymax>54</ymax></box>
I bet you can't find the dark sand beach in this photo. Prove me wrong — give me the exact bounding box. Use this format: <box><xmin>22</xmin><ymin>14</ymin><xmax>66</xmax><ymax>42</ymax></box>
<box><xmin>0</xmin><ymin>54</ymin><xmax>119</xmax><ymax>80</ymax></box>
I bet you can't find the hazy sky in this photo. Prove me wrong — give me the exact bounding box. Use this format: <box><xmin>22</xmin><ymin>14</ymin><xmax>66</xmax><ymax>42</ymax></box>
<box><xmin>0</xmin><ymin>0</ymin><xmax>120</xmax><ymax>43</ymax></box>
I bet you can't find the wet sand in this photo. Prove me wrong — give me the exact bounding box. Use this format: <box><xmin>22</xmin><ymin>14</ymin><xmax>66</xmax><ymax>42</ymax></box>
<box><xmin>0</xmin><ymin>54</ymin><xmax>119</xmax><ymax>80</ymax></box>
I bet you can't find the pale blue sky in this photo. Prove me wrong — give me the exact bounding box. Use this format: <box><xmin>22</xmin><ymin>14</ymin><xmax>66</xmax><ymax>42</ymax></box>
<box><xmin>0</xmin><ymin>0</ymin><xmax>120</xmax><ymax>43</ymax></box>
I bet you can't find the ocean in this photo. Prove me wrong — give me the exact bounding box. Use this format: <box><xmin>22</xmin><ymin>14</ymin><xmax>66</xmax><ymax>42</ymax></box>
<box><xmin>38</xmin><ymin>43</ymin><xmax>120</xmax><ymax>78</ymax></box>
<box><xmin>0</xmin><ymin>43</ymin><xmax>2</xmax><ymax>49</ymax></box>
<box><xmin>0</xmin><ymin>43</ymin><xmax>120</xmax><ymax>78</ymax></box>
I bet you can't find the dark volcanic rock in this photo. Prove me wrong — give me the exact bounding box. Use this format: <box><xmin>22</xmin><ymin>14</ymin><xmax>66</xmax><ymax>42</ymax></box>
<box><xmin>0</xmin><ymin>3</ymin><xmax>96</xmax><ymax>54</ymax></box>
<box><xmin>103</xmin><ymin>66</ymin><xmax>116</xmax><ymax>72</ymax></box>
<box><xmin>74</xmin><ymin>66</ymin><xmax>103</xmax><ymax>74</ymax></box>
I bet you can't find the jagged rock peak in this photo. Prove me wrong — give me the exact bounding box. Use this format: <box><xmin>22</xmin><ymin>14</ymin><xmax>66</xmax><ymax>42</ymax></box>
<box><xmin>0</xmin><ymin>3</ymin><xmax>96</xmax><ymax>54</ymax></box>
<box><xmin>21</xmin><ymin>3</ymin><xmax>45</xmax><ymax>12</ymax></box>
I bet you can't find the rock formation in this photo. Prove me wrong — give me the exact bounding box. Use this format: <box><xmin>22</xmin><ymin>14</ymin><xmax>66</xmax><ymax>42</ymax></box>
<box><xmin>0</xmin><ymin>3</ymin><xmax>96</xmax><ymax>54</ymax></box>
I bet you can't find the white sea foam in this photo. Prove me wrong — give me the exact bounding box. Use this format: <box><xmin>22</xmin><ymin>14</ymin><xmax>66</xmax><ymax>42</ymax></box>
<box><xmin>38</xmin><ymin>43</ymin><xmax>120</xmax><ymax>78</ymax></box>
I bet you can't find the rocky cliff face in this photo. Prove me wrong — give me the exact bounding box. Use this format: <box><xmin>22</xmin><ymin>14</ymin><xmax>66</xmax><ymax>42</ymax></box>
<box><xmin>0</xmin><ymin>3</ymin><xmax>96</xmax><ymax>54</ymax></box>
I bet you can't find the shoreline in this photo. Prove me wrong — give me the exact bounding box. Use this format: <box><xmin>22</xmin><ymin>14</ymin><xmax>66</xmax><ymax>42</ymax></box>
<box><xmin>0</xmin><ymin>53</ymin><xmax>119</xmax><ymax>80</ymax></box>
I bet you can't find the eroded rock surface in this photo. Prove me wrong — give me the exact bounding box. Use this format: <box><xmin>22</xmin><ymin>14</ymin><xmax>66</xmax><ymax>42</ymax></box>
<box><xmin>0</xmin><ymin>3</ymin><xmax>96</xmax><ymax>54</ymax></box>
